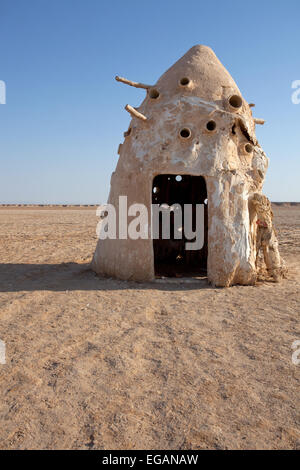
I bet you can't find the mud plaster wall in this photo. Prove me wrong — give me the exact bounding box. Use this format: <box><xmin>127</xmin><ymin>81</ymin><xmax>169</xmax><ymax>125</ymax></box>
<box><xmin>92</xmin><ymin>45</ymin><xmax>269</xmax><ymax>286</ymax></box>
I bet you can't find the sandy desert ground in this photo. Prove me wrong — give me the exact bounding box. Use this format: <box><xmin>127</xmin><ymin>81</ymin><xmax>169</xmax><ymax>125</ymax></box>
<box><xmin>0</xmin><ymin>205</ymin><xmax>299</xmax><ymax>450</ymax></box>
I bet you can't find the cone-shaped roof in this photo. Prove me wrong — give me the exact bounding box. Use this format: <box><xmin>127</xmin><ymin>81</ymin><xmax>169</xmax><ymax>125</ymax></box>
<box><xmin>154</xmin><ymin>45</ymin><xmax>241</xmax><ymax>102</ymax></box>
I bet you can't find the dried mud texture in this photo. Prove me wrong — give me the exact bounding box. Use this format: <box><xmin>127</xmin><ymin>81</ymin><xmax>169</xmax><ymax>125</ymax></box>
<box><xmin>93</xmin><ymin>45</ymin><xmax>270</xmax><ymax>286</ymax></box>
<box><xmin>0</xmin><ymin>206</ymin><xmax>299</xmax><ymax>450</ymax></box>
<box><xmin>250</xmin><ymin>193</ymin><xmax>287</xmax><ymax>281</ymax></box>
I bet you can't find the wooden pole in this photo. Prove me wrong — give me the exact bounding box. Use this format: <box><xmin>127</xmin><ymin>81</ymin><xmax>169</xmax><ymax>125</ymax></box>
<box><xmin>125</xmin><ymin>104</ymin><xmax>147</xmax><ymax>121</ymax></box>
<box><xmin>254</xmin><ymin>118</ymin><xmax>265</xmax><ymax>125</ymax></box>
<box><xmin>116</xmin><ymin>76</ymin><xmax>151</xmax><ymax>90</ymax></box>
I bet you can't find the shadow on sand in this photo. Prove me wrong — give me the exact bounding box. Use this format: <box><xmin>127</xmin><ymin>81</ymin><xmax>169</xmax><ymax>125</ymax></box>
<box><xmin>0</xmin><ymin>263</ymin><xmax>213</xmax><ymax>292</ymax></box>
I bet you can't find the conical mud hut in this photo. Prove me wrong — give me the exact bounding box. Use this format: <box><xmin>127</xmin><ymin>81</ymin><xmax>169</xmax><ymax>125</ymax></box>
<box><xmin>92</xmin><ymin>45</ymin><xmax>285</xmax><ymax>286</ymax></box>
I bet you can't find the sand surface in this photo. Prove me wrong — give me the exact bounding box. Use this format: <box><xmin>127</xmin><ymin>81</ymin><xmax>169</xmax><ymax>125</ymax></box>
<box><xmin>0</xmin><ymin>206</ymin><xmax>299</xmax><ymax>449</ymax></box>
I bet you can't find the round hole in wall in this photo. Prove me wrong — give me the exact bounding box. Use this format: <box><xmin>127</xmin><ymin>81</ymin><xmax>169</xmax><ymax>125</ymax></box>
<box><xmin>100</xmin><ymin>210</ymin><xmax>108</xmax><ymax>219</ymax></box>
<box><xmin>175</xmin><ymin>175</ymin><xmax>182</xmax><ymax>182</ymax></box>
<box><xmin>228</xmin><ymin>95</ymin><xmax>243</xmax><ymax>109</ymax></box>
<box><xmin>149</xmin><ymin>88</ymin><xmax>160</xmax><ymax>99</ymax></box>
<box><xmin>206</xmin><ymin>120</ymin><xmax>217</xmax><ymax>132</ymax></box>
<box><xmin>245</xmin><ymin>143</ymin><xmax>253</xmax><ymax>154</ymax></box>
<box><xmin>153</xmin><ymin>186</ymin><xmax>160</xmax><ymax>194</ymax></box>
<box><xmin>180</xmin><ymin>77</ymin><xmax>190</xmax><ymax>86</ymax></box>
<box><xmin>179</xmin><ymin>128</ymin><xmax>191</xmax><ymax>139</ymax></box>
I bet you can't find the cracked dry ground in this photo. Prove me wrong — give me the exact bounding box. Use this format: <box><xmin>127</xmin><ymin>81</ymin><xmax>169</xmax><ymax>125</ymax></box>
<box><xmin>0</xmin><ymin>206</ymin><xmax>299</xmax><ymax>449</ymax></box>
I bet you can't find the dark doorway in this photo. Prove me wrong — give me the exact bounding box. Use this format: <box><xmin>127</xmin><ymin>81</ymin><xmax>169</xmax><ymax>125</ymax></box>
<box><xmin>152</xmin><ymin>174</ymin><xmax>208</xmax><ymax>277</ymax></box>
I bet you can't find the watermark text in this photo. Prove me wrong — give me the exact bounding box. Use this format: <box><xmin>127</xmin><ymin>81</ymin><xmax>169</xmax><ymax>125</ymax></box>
<box><xmin>96</xmin><ymin>196</ymin><xmax>205</xmax><ymax>251</ymax></box>
<box><xmin>291</xmin><ymin>80</ymin><xmax>300</xmax><ymax>104</ymax></box>
<box><xmin>292</xmin><ymin>340</ymin><xmax>300</xmax><ymax>365</ymax></box>
<box><xmin>0</xmin><ymin>340</ymin><xmax>6</xmax><ymax>365</ymax></box>
<box><xmin>0</xmin><ymin>80</ymin><xmax>6</xmax><ymax>104</ymax></box>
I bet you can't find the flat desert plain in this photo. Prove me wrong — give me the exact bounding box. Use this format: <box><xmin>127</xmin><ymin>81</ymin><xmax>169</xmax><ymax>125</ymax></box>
<box><xmin>0</xmin><ymin>205</ymin><xmax>299</xmax><ymax>450</ymax></box>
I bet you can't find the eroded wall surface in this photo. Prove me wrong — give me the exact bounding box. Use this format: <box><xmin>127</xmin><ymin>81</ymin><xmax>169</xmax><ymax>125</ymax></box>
<box><xmin>92</xmin><ymin>45</ymin><xmax>269</xmax><ymax>286</ymax></box>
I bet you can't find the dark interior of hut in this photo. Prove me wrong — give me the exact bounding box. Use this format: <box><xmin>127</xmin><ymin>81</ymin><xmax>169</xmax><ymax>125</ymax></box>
<box><xmin>152</xmin><ymin>174</ymin><xmax>208</xmax><ymax>277</ymax></box>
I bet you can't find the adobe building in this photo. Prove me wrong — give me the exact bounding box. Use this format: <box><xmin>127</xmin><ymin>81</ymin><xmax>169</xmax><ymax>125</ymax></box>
<box><xmin>92</xmin><ymin>45</ymin><xmax>285</xmax><ymax>286</ymax></box>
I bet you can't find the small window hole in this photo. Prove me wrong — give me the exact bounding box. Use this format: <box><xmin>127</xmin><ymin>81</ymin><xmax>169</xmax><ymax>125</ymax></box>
<box><xmin>206</xmin><ymin>120</ymin><xmax>217</xmax><ymax>132</ymax></box>
<box><xmin>149</xmin><ymin>88</ymin><xmax>160</xmax><ymax>99</ymax></box>
<box><xmin>179</xmin><ymin>128</ymin><xmax>191</xmax><ymax>139</ymax></box>
<box><xmin>245</xmin><ymin>143</ymin><xmax>253</xmax><ymax>154</ymax></box>
<box><xmin>229</xmin><ymin>95</ymin><xmax>243</xmax><ymax>109</ymax></box>
<box><xmin>180</xmin><ymin>77</ymin><xmax>190</xmax><ymax>86</ymax></box>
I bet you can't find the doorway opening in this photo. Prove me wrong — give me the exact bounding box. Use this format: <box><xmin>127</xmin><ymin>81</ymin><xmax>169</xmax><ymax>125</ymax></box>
<box><xmin>152</xmin><ymin>174</ymin><xmax>208</xmax><ymax>277</ymax></box>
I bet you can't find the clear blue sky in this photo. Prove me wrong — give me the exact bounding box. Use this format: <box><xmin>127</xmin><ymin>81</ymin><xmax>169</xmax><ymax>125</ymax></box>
<box><xmin>0</xmin><ymin>0</ymin><xmax>299</xmax><ymax>203</ymax></box>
